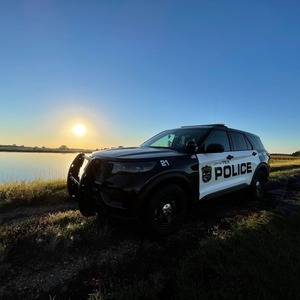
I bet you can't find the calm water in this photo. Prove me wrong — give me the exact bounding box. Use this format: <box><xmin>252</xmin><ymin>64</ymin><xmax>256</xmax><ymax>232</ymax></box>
<box><xmin>0</xmin><ymin>152</ymin><xmax>80</xmax><ymax>183</ymax></box>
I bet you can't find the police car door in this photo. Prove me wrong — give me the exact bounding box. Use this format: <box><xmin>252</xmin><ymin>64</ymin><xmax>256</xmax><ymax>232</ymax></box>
<box><xmin>226</xmin><ymin>131</ymin><xmax>260</xmax><ymax>187</ymax></box>
<box><xmin>197</xmin><ymin>129</ymin><xmax>234</xmax><ymax>199</ymax></box>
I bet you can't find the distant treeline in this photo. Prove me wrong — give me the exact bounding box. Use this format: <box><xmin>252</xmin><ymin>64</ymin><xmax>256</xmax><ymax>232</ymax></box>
<box><xmin>0</xmin><ymin>144</ymin><xmax>94</xmax><ymax>153</ymax></box>
<box><xmin>292</xmin><ymin>151</ymin><xmax>300</xmax><ymax>156</ymax></box>
<box><xmin>272</xmin><ymin>152</ymin><xmax>300</xmax><ymax>157</ymax></box>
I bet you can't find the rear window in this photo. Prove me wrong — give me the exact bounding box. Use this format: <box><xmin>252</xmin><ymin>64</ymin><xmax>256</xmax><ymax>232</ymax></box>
<box><xmin>247</xmin><ymin>134</ymin><xmax>266</xmax><ymax>150</ymax></box>
<box><xmin>230</xmin><ymin>132</ymin><xmax>253</xmax><ymax>151</ymax></box>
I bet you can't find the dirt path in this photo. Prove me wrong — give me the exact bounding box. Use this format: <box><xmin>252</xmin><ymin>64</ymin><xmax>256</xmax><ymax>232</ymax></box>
<box><xmin>1</xmin><ymin>172</ymin><xmax>300</xmax><ymax>299</ymax></box>
<box><xmin>0</xmin><ymin>202</ymin><xmax>77</xmax><ymax>225</ymax></box>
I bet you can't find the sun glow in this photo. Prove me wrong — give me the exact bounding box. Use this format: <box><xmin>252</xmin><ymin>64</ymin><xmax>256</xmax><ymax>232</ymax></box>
<box><xmin>72</xmin><ymin>123</ymin><xmax>87</xmax><ymax>137</ymax></box>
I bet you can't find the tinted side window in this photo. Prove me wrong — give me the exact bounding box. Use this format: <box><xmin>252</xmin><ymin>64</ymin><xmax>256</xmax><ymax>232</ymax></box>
<box><xmin>245</xmin><ymin>136</ymin><xmax>253</xmax><ymax>149</ymax></box>
<box><xmin>230</xmin><ymin>132</ymin><xmax>252</xmax><ymax>151</ymax></box>
<box><xmin>204</xmin><ymin>130</ymin><xmax>230</xmax><ymax>152</ymax></box>
<box><xmin>247</xmin><ymin>134</ymin><xmax>265</xmax><ymax>150</ymax></box>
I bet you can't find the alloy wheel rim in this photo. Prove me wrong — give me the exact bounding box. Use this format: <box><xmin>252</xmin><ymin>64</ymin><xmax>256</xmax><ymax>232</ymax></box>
<box><xmin>256</xmin><ymin>180</ymin><xmax>263</xmax><ymax>197</ymax></box>
<box><xmin>155</xmin><ymin>199</ymin><xmax>178</xmax><ymax>226</ymax></box>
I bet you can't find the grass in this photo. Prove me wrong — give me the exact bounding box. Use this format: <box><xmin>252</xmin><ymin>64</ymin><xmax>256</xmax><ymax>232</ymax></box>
<box><xmin>0</xmin><ymin>210</ymin><xmax>98</xmax><ymax>263</ymax></box>
<box><xmin>0</xmin><ymin>158</ymin><xmax>300</xmax><ymax>299</ymax></box>
<box><xmin>269</xmin><ymin>158</ymin><xmax>300</xmax><ymax>179</ymax></box>
<box><xmin>176</xmin><ymin>211</ymin><xmax>300</xmax><ymax>299</ymax></box>
<box><xmin>87</xmin><ymin>211</ymin><xmax>300</xmax><ymax>300</ymax></box>
<box><xmin>2</xmin><ymin>207</ymin><xmax>300</xmax><ymax>299</ymax></box>
<box><xmin>270</xmin><ymin>167</ymin><xmax>300</xmax><ymax>179</ymax></box>
<box><xmin>0</xmin><ymin>179</ymin><xmax>69</xmax><ymax>210</ymax></box>
<box><xmin>270</xmin><ymin>155</ymin><xmax>300</xmax><ymax>172</ymax></box>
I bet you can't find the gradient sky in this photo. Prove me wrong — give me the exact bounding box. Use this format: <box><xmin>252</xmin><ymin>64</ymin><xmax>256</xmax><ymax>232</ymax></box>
<box><xmin>0</xmin><ymin>0</ymin><xmax>299</xmax><ymax>153</ymax></box>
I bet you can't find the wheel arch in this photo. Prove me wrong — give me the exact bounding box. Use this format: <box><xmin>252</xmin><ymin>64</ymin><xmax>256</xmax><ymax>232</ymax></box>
<box><xmin>251</xmin><ymin>162</ymin><xmax>270</xmax><ymax>184</ymax></box>
<box><xmin>137</xmin><ymin>172</ymin><xmax>196</xmax><ymax>213</ymax></box>
<box><xmin>250</xmin><ymin>162</ymin><xmax>269</xmax><ymax>199</ymax></box>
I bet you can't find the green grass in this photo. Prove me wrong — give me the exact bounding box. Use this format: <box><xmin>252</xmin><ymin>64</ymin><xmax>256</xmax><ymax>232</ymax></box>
<box><xmin>0</xmin><ymin>179</ymin><xmax>69</xmax><ymax>210</ymax></box>
<box><xmin>2</xmin><ymin>208</ymin><xmax>300</xmax><ymax>299</ymax></box>
<box><xmin>0</xmin><ymin>210</ymin><xmax>98</xmax><ymax>263</ymax></box>
<box><xmin>270</xmin><ymin>168</ymin><xmax>300</xmax><ymax>179</ymax></box>
<box><xmin>176</xmin><ymin>211</ymin><xmax>300</xmax><ymax>299</ymax></box>
<box><xmin>93</xmin><ymin>211</ymin><xmax>300</xmax><ymax>300</ymax></box>
<box><xmin>270</xmin><ymin>156</ymin><xmax>300</xmax><ymax>173</ymax></box>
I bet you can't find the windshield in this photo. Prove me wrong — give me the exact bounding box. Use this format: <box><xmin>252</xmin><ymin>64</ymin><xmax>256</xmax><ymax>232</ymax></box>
<box><xmin>141</xmin><ymin>128</ymin><xmax>210</xmax><ymax>150</ymax></box>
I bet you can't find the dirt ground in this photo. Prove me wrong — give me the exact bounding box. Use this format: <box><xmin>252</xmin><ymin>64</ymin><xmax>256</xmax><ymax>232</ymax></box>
<box><xmin>1</xmin><ymin>171</ymin><xmax>300</xmax><ymax>299</ymax></box>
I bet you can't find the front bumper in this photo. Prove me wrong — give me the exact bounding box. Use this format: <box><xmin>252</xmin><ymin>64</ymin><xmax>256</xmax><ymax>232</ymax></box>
<box><xmin>67</xmin><ymin>153</ymin><xmax>149</xmax><ymax>219</ymax></box>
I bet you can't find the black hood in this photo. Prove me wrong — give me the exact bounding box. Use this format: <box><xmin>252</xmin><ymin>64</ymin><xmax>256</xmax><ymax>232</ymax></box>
<box><xmin>91</xmin><ymin>146</ymin><xmax>185</xmax><ymax>160</ymax></box>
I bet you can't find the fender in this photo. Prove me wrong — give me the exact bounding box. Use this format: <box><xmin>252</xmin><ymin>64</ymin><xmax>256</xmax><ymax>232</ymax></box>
<box><xmin>251</xmin><ymin>162</ymin><xmax>270</xmax><ymax>184</ymax></box>
<box><xmin>136</xmin><ymin>170</ymin><xmax>197</xmax><ymax>213</ymax></box>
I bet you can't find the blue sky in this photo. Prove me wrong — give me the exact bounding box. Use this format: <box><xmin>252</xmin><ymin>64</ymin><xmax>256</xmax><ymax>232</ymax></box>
<box><xmin>0</xmin><ymin>0</ymin><xmax>299</xmax><ymax>153</ymax></box>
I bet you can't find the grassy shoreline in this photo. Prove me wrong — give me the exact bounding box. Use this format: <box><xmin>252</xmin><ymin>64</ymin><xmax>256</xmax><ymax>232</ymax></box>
<box><xmin>0</xmin><ymin>144</ymin><xmax>94</xmax><ymax>153</ymax></box>
<box><xmin>0</xmin><ymin>179</ymin><xmax>69</xmax><ymax>211</ymax></box>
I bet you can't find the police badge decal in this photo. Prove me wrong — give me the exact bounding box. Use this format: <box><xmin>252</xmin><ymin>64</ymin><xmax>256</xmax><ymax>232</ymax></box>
<box><xmin>202</xmin><ymin>165</ymin><xmax>212</xmax><ymax>183</ymax></box>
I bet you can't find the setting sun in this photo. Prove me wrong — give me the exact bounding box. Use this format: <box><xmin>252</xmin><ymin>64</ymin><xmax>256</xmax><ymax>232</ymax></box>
<box><xmin>72</xmin><ymin>123</ymin><xmax>87</xmax><ymax>137</ymax></box>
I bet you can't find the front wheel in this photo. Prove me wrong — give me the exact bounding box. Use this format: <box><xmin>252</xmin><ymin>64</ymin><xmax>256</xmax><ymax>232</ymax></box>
<box><xmin>78</xmin><ymin>195</ymin><xmax>96</xmax><ymax>217</ymax></box>
<box><xmin>251</xmin><ymin>170</ymin><xmax>267</xmax><ymax>199</ymax></box>
<box><xmin>145</xmin><ymin>184</ymin><xmax>187</xmax><ymax>236</ymax></box>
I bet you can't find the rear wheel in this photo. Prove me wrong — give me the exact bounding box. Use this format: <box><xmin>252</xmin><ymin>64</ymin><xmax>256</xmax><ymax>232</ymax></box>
<box><xmin>251</xmin><ymin>170</ymin><xmax>267</xmax><ymax>199</ymax></box>
<box><xmin>146</xmin><ymin>184</ymin><xmax>187</xmax><ymax>236</ymax></box>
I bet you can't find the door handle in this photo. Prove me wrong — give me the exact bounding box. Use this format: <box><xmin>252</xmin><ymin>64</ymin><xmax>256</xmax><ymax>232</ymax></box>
<box><xmin>227</xmin><ymin>155</ymin><xmax>234</xmax><ymax>160</ymax></box>
<box><xmin>252</xmin><ymin>152</ymin><xmax>257</xmax><ymax>156</ymax></box>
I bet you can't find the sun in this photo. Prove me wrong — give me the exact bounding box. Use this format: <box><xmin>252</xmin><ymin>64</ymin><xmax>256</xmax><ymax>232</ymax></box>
<box><xmin>72</xmin><ymin>123</ymin><xmax>87</xmax><ymax>137</ymax></box>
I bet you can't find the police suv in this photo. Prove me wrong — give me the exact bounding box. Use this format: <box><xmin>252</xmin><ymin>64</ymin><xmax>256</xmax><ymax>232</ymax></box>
<box><xmin>67</xmin><ymin>124</ymin><xmax>270</xmax><ymax>236</ymax></box>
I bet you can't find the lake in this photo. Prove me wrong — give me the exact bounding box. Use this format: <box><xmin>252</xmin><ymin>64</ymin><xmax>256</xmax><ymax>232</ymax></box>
<box><xmin>0</xmin><ymin>152</ymin><xmax>81</xmax><ymax>183</ymax></box>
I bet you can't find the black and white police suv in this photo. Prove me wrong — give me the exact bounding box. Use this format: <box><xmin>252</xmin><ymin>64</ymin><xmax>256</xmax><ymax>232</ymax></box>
<box><xmin>67</xmin><ymin>124</ymin><xmax>270</xmax><ymax>236</ymax></box>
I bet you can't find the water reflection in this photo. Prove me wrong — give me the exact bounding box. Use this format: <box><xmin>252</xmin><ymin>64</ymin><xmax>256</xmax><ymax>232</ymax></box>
<box><xmin>0</xmin><ymin>152</ymin><xmax>79</xmax><ymax>183</ymax></box>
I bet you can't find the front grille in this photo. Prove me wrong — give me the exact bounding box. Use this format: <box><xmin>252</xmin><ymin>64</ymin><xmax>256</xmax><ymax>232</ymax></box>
<box><xmin>86</xmin><ymin>158</ymin><xmax>112</xmax><ymax>185</ymax></box>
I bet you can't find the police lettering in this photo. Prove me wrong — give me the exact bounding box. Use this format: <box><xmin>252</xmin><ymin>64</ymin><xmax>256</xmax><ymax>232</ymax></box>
<box><xmin>215</xmin><ymin>163</ymin><xmax>252</xmax><ymax>180</ymax></box>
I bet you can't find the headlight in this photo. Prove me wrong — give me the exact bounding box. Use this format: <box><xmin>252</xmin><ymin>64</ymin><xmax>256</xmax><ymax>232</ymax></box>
<box><xmin>111</xmin><ymin>161</ymin><xmax>156</xmax><ymax>174</ymax></box>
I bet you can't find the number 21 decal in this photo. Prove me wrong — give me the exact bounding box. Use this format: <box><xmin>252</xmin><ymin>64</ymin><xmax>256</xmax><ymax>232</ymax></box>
<box><xmin>160</xmin><ymin>160</ymin><xmax>170</xmax><ymax>167</ymax></box>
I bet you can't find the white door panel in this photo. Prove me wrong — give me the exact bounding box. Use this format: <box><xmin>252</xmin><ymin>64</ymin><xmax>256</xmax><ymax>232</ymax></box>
<box><xmin>197</xmin><ymin>150</ymin><xmax>260</xmax><ymax>200</ymax></box>
<box><xmin>197</xmin><ymin>152</ymin><xmax>231</xmax><ymax>199</ymax></box>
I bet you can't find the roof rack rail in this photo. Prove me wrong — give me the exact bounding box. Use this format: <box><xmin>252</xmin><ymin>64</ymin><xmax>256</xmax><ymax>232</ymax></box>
<box><xmin>205</xmin><ymin>123</ymin><xmax>226</xmax><ymax>127</ymax></box>
<box><xmin>181</xmin><ymin>124</ymin><xmax>226</xmax><ymax>128</ymax></box>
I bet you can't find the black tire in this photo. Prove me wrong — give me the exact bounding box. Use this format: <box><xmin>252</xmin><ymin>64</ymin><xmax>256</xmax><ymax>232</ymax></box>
<box><xmin>146</xmin><ymin>184</ymin><xmax>187</xmax><ymax>236</ymax></box>
<box><xmin>78</xmin><ymin>175</ymin><xmax>96</xmax><ymax>217</ymax></box>
<box><xmin>78</xmin><ymin>195</ymin><xmax>96</xmax><ymax>217</ymax></box>
<box><xmin>251</xmin><ymin>170</ymin><xmax>267</xmax><ymax>199</ymax></box>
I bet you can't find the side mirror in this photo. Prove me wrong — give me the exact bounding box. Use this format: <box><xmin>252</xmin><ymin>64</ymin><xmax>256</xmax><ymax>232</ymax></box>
<box><xmin>206</xmin><ymin>143</ymin><xmax>224</xmax><ymax>153</ymax></box>
<box><xmin>186</xmin><ymin>140</ymin><xmax>198</xmax><ymax>153</ymax></box>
